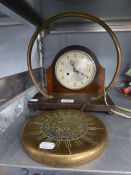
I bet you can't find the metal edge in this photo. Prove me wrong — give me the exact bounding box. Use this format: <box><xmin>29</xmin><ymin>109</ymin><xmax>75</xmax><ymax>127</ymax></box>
<box><xmin>49</xmin><ymin>20</ymin><xmax>131</xmax><ymax>33</ymax></box>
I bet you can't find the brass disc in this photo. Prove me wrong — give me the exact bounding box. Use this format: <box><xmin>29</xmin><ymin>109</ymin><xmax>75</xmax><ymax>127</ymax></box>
<box><xmin>22</xmin><ymin>109</ymin><xmax>107</xmax><ymax>167</ymax></box>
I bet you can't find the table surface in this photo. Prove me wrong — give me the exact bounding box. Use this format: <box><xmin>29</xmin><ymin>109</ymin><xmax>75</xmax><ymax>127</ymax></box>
<box><xmin>0</xmin><ymin>89</ymin><xmax>131</xmax><ymax>175</ymax></box>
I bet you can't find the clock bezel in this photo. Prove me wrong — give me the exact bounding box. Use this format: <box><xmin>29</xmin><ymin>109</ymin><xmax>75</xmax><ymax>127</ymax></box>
<box><xmin>54</xmin><ymin>45</ymin><xmax>98</xmax><ymax>90</ymax></box>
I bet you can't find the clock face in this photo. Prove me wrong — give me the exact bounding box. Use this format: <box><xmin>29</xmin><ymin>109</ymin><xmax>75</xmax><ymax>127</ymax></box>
<box><xmin>55</xmin><ymin>49</ymin><xmax>96</xmax><ymax>90</ymax></box>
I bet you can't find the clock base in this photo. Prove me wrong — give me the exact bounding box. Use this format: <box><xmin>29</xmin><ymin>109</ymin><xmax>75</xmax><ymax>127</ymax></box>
<box><xmin>28</xmin><ymin>93</ymin><xmax>114</xmax><ymax>114</ymax></box>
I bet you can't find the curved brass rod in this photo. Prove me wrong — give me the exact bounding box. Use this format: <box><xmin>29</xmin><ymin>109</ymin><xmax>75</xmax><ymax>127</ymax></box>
<box><xmin>27</xmin><ymin>12</ymin><xmax>122</xmax><ymax>98</ymax></box>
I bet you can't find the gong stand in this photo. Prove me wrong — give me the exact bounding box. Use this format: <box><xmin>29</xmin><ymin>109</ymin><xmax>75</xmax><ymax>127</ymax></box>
<box><xmin>23</xmin><ymin>12</ymin><xmax>122</xmax><ymax>167</ymax></box>
<box><xmin>27</xmin><ymin>12</ymin><xmax>122</xmax><ymax>114</ymax></box>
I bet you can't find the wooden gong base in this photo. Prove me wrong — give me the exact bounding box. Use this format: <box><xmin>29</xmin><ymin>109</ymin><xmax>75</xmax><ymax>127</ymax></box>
<box><xmin>22</xmin><ymin>109</ymin><xmax>108</xmax><ymax>167</ymax></box>
<box><xmin>28</xmin><ymin>93</ymin><xmax>114</xmax><ymax>114</ymax></box>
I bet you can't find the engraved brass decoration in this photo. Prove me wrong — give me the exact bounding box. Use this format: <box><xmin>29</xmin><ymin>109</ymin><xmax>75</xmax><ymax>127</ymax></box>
<box><xmin>22</xmin><ymin>109</ymin><xmax>107</xmax><ymax>167</ymax></box>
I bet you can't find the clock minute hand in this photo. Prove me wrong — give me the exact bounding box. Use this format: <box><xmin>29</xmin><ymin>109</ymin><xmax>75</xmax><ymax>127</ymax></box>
<box><xmin>74</xmin><ymin>67</ymin><xmax>89</xmax><ymax>78</ymax></box>
<box><xmin>73</xmin><ymin>67</ymin><xmax>79</xmax><ymax>73</ymax></box>
<box><xmin>80</xmin><ymin>72</ymin><xmax>89</xmax><ymax>78</ymax></box>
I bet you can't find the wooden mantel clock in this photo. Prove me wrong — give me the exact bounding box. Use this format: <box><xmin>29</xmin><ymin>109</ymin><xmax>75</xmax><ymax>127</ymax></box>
<box><xmin>27</xmin><ymin>12</ymin><xmax>121</xmax><ymax>113</ymax></box>
<box><xmin>22</xmin><ymin>12</ymin><xmax>122</xmax><ymax>167</ymax></box>
<box><xmin>28</xmin><ymin>43</ymin><xmax>107</xmax><ymax>111</ymax></box>
<box><xmin>46</xmin><ymin>45</ymin><xmax>104</xmax><ymax>94</ymax></box>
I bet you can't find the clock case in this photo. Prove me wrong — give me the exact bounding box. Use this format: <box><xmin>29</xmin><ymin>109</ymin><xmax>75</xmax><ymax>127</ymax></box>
<box><xmin>47</xmin><ymin>45</ymin><xmax>104</xmax><ymax>94</ymax></box>
<box><xmin>28</xmin><ymin>45</ymin><xmax>114</xmax><ymax>113</ymax></box>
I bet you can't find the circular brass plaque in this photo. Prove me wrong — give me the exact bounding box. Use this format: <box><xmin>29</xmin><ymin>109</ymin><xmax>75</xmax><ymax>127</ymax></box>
<box><xmin>22</xmin><ymin>109</ymin><xmax>107</xmax><ymax>167</ymax></box>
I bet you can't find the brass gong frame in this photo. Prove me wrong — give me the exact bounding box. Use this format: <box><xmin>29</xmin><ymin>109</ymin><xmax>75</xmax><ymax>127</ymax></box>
<box><xmin>27</xmin><ymin>12</ymin><xmax>122</xmax><ymax>99</ymax></box>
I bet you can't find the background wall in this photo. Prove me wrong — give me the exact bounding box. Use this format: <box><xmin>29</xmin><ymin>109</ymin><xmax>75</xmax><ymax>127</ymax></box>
<box><xmin>0</xmin><ymin>24</ymin><xmax>39</xmax><ymax>79</ymax></box>
<box><xmin>0</xmin><ymin>22</ymin><xmax>41</xmax><ymax>106</ymax></box>
<box><xmin>25</xmin><ymin>0</ymin><xmax>131</xmax><ymax>20</ymax></box>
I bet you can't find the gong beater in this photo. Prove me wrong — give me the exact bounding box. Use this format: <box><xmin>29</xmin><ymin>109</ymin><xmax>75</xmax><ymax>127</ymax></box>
<box><xmin>22</xmin><ymin>109</ymin><xmax>107</xmax><ymax>167</ymax></box>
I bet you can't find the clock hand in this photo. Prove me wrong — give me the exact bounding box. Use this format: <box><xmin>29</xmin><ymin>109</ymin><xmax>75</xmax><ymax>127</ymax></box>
<box><xmin>70</xmin><ymin>60</ymin><xmax>79</xmax><ymax>72</ymax></box>
<box><xmin>80</xmin><ymin>72</ymin><xmax>89</xmax><ymax>78</ymax></box>
<box><xmin>70</xmin><ymin>60</ymin><xmax>74</xmax><ymax>66</ymax></box>
<box><xmin>73</xmin><ymin>67</ymin><xmax>89</xmax><ymax>78</ymax></box>
<box><xmin>70</xmin><ymin>60</ymin><xmax>79</xmax><ymax>73</ymax></box>
<box><xmin>73</xmin><ymin>67</ymin><xmax>79</xmax><ymax>73</ymax></box>
<box><xmin>70</xmin><ymin>59</ymin><xmax>89</xmax><ymax>78</ymax></box>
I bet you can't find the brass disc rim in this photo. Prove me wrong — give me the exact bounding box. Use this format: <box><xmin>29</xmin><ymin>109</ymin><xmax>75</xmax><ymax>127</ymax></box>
<box><xmin>27</xmin><ymin>12</ymin><xmax>122</xmax><ymax>98</ymax></box>
<box><xmin>22</xmin><ymin>109</ymin><xmax>108</xmax><ymax>167</ymax></box>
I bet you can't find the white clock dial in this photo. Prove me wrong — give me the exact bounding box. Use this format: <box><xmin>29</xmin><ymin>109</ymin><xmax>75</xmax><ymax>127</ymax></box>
<box><xmin>55</xmin><ymin>50</ymin><xmax>96</xmax><ymax>90</ymax></box>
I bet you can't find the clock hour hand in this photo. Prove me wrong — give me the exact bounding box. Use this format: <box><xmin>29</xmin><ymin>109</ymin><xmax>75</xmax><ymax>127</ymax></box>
<box><xmin>70</xmin><ymin>60</ymin><xmax>74</xmax><ymax>67</ymax></box>
<box><xmin>70</xmin><ymin>60</ymin><xmax>78</xmax><ymax>72</ymax></box>
<box><xmin>70</xmin><ymin>60</ymin><xmax>89</xmax><ymax>78</ymax></box>
<box><xmin>70</xmin><ymin>60</ymin><xmax>79</xmax><ymax>73</ymax></box>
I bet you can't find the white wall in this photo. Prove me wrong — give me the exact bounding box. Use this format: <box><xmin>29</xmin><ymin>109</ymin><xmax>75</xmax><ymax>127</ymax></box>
<box><xmin>0</xmin><ymin>24</ymin><xmax>39</xmax><ymax>78</ymax></box>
